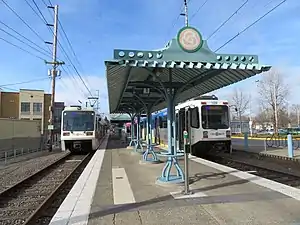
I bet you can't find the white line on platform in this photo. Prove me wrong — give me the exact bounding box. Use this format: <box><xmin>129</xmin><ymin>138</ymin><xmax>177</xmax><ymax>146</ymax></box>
<box><xmin>170</xmin><ymin>190</ymin><xmax>207</xmax><ymax>199</ymax></box>
<box><xmin>49</xmin><ymin>135</ymin><xmax>109</xmax><ymax>225</ymax></box>
<box><xmin>189</xmin><ymin>155</ymin><xmax>300</xmax><ymax>201</ymax></box>
<box><xmin>112</xmin><ymin>168</ymin><xmax>136</xmax><ymax>205</ymax></box>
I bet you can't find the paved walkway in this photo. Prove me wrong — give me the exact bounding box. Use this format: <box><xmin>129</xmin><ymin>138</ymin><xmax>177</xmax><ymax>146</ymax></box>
<box><xmin>83</xmin><ymin>139</ymin><xmax>300</xmax><ymax>225</ymax></box>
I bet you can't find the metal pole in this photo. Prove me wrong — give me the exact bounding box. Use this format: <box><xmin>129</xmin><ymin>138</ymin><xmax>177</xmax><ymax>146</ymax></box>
<box><xmin>183</xmin><ymin>0</ymin><xmax>189</xmax><ymax>27</ymax></box>
<box><xmin>183</xmin><ymin>108</ymin><xmax>192</xmax><ymax>195</ymax></box>
<box><xmin>49</xmin><ymin>5</ymin><xmax>59</xmax><ymax>152</ymax></box>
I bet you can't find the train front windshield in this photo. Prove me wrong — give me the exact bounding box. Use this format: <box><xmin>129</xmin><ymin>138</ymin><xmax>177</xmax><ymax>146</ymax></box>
<box><xmin>63</xmin><ymin>111</ymin><xmax>95</xmax><ymax>131</ymax></box>
<box><xmin>201</xmin><ymin>105</ymin><xmax>229</xmax><ymax>129</ymax></box>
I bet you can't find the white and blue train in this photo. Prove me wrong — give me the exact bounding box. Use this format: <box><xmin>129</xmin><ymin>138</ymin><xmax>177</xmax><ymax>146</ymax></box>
<box><xmin>60</xmin><ymin>106</ymin><xmax>108</xmax><ymax>153</ymax></box>
<box><xmin>140</xmin><ymin>95</ymin><xmax>232</xmax><ymax>156</ymax></box>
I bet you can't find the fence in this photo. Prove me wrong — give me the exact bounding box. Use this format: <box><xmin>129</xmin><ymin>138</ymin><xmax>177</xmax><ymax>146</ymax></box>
<box><xmin>0</xmin><ymin>146</ymin><xmax>46</xmax><ymax>164</ymax></box>
<box><xmin>265</xmin><ymin>135</ymin><xmax>300</xmax><ymax>150</ymax></box>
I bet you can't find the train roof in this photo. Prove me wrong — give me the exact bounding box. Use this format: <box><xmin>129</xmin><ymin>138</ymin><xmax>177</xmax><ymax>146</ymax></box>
<box><xmin>63</xmin><ymin>106</ymin><xmax>95</xmax><ymax>111</ymax></box>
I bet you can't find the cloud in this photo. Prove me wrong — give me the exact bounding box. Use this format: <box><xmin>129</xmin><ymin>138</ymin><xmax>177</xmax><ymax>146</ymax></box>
<box><xmin>55</xmin><ymin>75</ymin><xmax>109</xmax><ymax>114</ymax></box>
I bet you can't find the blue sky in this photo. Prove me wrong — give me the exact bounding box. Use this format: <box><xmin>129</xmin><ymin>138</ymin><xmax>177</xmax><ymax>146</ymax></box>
<box><xmin>0</xmin><ymin>0</ymin><xmax>299</xmax><ymax>115</ymax></box>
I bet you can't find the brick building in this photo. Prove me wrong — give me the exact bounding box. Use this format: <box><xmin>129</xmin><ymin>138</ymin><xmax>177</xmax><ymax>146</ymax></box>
<box><xmin>0</xmin><ymin>89</ymin><xmax>64</xmax><ymax>134</ymax></box>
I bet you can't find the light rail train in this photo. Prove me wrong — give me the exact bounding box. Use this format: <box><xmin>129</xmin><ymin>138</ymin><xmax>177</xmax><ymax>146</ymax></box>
<box><xmin>140</xmin><ymin>95</ymin><xmax>231</xmax><ymax>156</ymax></box>
<box><xmin>60</xmin><ymin>106</ymin><xmax>108</xmax><ymax>153</ymax></box>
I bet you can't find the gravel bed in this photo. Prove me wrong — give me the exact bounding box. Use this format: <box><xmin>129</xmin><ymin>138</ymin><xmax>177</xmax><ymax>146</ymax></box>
<box><xmin>214</xmin><ymin>150</ymin><xmax>300</xmax><ymax>177</ymax></box>
<box><xmin>0</xmin><ymin>151</ymin><xmax>69</xmax><ymax>193</ymax></box>
<box><xmin>0</xmin><ymin>156</ymin><xmax>83</xmax><ymax>225</ymax></box>
<box><xmin>207</xmin><ymin>152</ymin><xmax>300</xmax><ymax>187</ymax></box>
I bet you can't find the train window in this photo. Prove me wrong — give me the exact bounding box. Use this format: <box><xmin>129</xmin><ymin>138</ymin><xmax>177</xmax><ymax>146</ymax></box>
<box><xmin>201</xmin><ymin>105</ymin><xmax>229</xmax><ymax>129</ymax></box>
<box><xmin>190</xmin><ymin>107</ymin><xmax>200</xmax><ymax>128</ymax></box>
<box><xmin>63</xmin><ymin>111</ymin><xmax>95</xmax><ymax>131</ymax></box>
<box><xmin>161</xmin><ymin>116</ymin><xmax>167</xmax><ymax>128</ymax></box>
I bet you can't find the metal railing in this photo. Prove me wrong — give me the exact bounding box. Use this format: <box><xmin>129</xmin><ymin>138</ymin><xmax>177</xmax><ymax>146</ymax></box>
<box><xmin>0</xmin><ymin>147</ymin><xmax>47</xmax><ymax>164</ymax></box>
<box><xmin>265</xmin><ymin>135</ymin><xmax>300</xmax><ymax>150</ymax></box>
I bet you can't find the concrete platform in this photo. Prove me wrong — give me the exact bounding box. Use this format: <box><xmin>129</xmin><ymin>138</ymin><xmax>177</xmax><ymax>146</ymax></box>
<box><xmin>50</xmin><ymin>138</ymin><xmax>300</xmax><ymax>225</ymax></box>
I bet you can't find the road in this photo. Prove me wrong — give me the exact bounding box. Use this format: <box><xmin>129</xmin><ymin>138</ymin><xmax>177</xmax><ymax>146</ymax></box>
<box><xmin>232</xmin><ymin>137</ymin><xmax>265</xmax><ymax>148</ymax></box>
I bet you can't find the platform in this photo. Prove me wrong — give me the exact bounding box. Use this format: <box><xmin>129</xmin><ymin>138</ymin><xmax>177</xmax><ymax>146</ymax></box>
<box><xmin>50</xmin><ymin>138</ymin><xmax>300</xmax><ymax>225</ymax></box>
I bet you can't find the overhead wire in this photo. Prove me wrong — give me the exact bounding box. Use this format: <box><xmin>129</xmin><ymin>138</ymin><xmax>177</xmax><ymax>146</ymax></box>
<box><xmin>0</xmin><ymin>0</ymin><xmax>87</xmax><ymax>102</ymax></box>
<box><xmin>0</xmin><ymin>36</ymin><xmax>45</xmax><ymax>60</ymax></box>
<box><xmin>41</xmin><ymin>0</ymin><xmax>93</xmax><ymax>97</ymax></box>
<box><xmin>206</xmin><ymin>0</ymin><xmax>249</xmax><ymax>41</ymax></box>
<box><xmin>37</xmin><ymin>0</ymin><xmax>92</xmax><ymax>98</ymax></box>
<box><xmin>189</xmin><ymin>0</ymin><xmax>210</xmax><ymax>22</ymax></box>
<box><xmin>1</xmin><ymin>0</ymin><xmax>51</xmax><ymax>52</ymax></box>
<box><xmin>166</xmin><ymin>3</ymin><xmax>184</xmax><ymax>40</ymax></box>
<box><xmin>0</xmin><ymin>20</ymin><xmax>51</xmax><ymax>56</ymax></box>
<box><xmin>31</xmin><ymin>0</ymin><xmax>49</xmax><ymax>24</ymax></box>
<box><xmin>0</xmin><ymin>27</ymin><xmax>51</xmax><ymax>58</ymax></box>
<box><xmin>23</xmin><ymin>0</ymin><xmax>46</xmax><ymax>25</ymax></box>
<box><xmin>0</xmin><ymin>77</ymin><xmax>49</xmax><ymax>87</ymax></box>
<box><xmin>215</xmin><ymin>0</ymin><xmax>287</xmax><ymax>52</ymax></box>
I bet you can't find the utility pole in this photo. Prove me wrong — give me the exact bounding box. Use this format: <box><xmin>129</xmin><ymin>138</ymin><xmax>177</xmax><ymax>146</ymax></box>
<box><xmin>45</xmin><ymin>4</ymin><xmax>64</xmax><ymax>151</ymax></box>
<box><xmin>181</xmin><ymin>0</ymin><xmax>189</xmax><ymax>27</ymax></box>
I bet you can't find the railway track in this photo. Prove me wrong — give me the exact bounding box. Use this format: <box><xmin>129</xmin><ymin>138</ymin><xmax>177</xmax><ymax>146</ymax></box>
<box><xmin>205</xmin><ymin>154</ymin><xmax>300</xmax><ymax>188</ymax></box>
<box><xmin>0</xmin><ymin>152</ymin><xmax>93</xmax><ymax>225</ymax></box>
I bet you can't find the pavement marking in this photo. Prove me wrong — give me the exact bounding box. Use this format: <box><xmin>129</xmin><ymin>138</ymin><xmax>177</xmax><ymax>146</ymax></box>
<box><xmin>189</xmin><ymin>155</ymin><xmax>300</xmax><ymax>201</ymax></box>
<box><xmin>112</xmin><ymin>167</ymin><xmax>136</xmax><ymax>205</ymax></box>
<box><xmin>49</xmin><ymin>135</ymin><xmax>108</xmax><ymax>225</ymax></box>
<box><xmin>170</xmin><ymin>190</ymin><xmax>207</xmax><ymax>199</ymax></box>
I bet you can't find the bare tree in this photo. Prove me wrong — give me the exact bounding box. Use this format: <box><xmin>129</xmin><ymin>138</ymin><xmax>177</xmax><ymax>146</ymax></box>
<box><xmin>230</xmin><ymin>88</ymin><xmax>250</xmax><ymax>117</ymax></box>
<box><xmin>257</xmin><ymin>69</ymin><xmax>289</xmax><ymax>133</ymax></box>
<box><xmin>291</xmin><ymin>104</ymin><xmax>300</xmax><ymax>126</ymax></box>
<box><xmin>230</xmin><ymin>88</ymin><xmax>250</xmax><ymax>133</ymax></box>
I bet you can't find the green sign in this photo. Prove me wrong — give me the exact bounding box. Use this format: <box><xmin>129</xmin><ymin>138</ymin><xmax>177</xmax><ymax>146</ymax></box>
<box><xmin>177</xmin><ymin>26</ymin><xmax>203</xmax><ymax>53</ymax></box>
<box><xmin>183</xmin><ymin>130</ymin><xmax>189</xmax><ymax>139</ymax></box>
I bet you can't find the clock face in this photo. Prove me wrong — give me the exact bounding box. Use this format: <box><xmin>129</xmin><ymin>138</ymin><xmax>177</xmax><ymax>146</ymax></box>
<box><xmin>178</xmin><ymin>27</ymin><xmax>203</xmax><ymax>52</ymax></box>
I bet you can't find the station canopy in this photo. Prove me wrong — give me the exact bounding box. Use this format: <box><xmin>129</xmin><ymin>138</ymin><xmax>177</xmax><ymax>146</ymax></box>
<box><xmin>105</xmin><ymin>27</ymin><xmax>271</xmax><ymax>114</ymax></box>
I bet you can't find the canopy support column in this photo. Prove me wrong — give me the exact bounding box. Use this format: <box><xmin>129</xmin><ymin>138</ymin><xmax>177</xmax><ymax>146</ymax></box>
<box><xmin>157</xmin><ymin>70</ymin><xmax>184</xmax><ymax>185</ymax></box>
<box><xmin>141</xmin><ymin>110</ymin><xmax>160</xmax><ymax>163</ymax></box>
<box><xmin>133</xmin><ymin>113</ymin><xmax>143</xmax><ymax>153</ymax></box>
<box><xmin>128</xmin><ymin>114</ymin><xmax>137</xmax><ymax>148</ymax></box>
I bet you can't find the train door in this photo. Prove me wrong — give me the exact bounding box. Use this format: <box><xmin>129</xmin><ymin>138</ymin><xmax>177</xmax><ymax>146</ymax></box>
<box><xmin>178</xmin><ymin>108</ymin><xmax>186</xmax><ymax>151</ymax></box>
<box><xmin>178</xmin><ymin>108</ymin><xmax>192</xmax><ymax>151</ymax></box>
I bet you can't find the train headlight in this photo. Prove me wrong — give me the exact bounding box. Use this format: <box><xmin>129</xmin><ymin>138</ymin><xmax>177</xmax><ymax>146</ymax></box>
<box><xmin>226</xmin><ymin>130</ymin><xmax>231</xmax><ymax>138</ymax></box>
<box><xmin>203</xmin><ymin>131</ymin><xmax>208</xmax><ymax>138</ymax></box>
<box><xmin>63</xmin><ymin>132</ymin><xmax>70</xmax><ymax>136</ymax></box>
<box><xmin>86</xmin><ymin>131</ymin><xmax>93</xmax><ymax>136</ymax></box>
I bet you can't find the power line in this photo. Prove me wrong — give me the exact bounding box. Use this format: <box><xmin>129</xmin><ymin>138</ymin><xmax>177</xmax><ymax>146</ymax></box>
<box><xmin>189</xmin><ymin>0</ymin><xmax>210</xmax><ymax>21</ymax></box>
<box><xmin>40</xmin><ymin>1</ymin><xmax>93</xmax><ymax>96</ymax></box>
<box><xmin>43</xmin><ymin>3</ymin><xmax>92</xmax><ymax>96</ymax></box>
<box><xmin>0</xmin><ymin>77</ymin><xmax>49</xmax><ymax>87</ymax></box>
<box><xmin>31</xmin><ymin>0</ymin><xmax>49</xmax><ymax>24</ymax></box>
<box><xmin>215</xmin><ymin>0</ymin><xmax>287</xmax><ymax>52</ymax></box>
<box><xmin>1</xmin><ymin>0</ymin><xmax>50</xmax><ymax>51</ymax></box>
<box><xmin>0</xmin><ymin>36</ymin><xmax>45</xmax><ymax>60</ymax></box>
<box><xmin>207</xmin><ymin>0</ymin><xmax>249</xmax><ymax>40</ymax></box>
<box><xmin>0</xmin><ymin>26</ymin><xmax>52</xmax><ymax>58</ymax></box>
<box><xmin>58</xmin><ymin>19</ymin><xmax>84</xmax><ymax>72</ymax></box>
<box><xmin>0</xmin><ymin>20</ymin><xmax>52</xmax><ymax>56</ymax></box>
<box><xmin>166</xmin><ymin>3</ymin><xmax>184</xmax><ymax>40</ymax></box>
<box><xmin>23</xmin><ymin>0</ymin><xmax>46</xmax><ymax>25</ymax></box>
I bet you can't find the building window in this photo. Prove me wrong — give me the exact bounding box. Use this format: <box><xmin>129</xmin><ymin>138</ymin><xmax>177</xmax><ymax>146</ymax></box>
<box><xmin>21</xmin><ymin>102</ymin><xmax>30</xmax><ymax>115</ymax></box>
<box><xmin>33</xmin><ymin>102</ymin><xmax>43</xmax><ymax>115</ymax></box>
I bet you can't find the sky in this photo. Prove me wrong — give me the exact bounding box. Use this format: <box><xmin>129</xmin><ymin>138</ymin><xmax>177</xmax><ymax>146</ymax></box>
<box><xmin>0</xmin><ymin>0</ymin><xmax>299</xmax><ymax>116</ymax></box>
